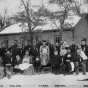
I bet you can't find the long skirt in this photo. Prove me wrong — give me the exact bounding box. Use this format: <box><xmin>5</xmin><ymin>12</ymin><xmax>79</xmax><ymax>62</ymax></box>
<box><xmin>41</xmin><ymin>53</ymin><xmax>49</xmax><ymax>66</ymax></box>
<box><xmin>19</xmin><ymin>64</ymin><xmax>34</xmax><ymax>75</ymax></box>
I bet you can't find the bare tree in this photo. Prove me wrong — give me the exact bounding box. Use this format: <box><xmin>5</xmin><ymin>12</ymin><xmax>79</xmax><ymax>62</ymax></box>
<box><xmin>42</xmin><ymin>0</ymin><xmax>88</xmax><ymax>41</ymax></box>
<box><xmin>12</xmin><ymin>0</ymin><xmax>47</xmax><ymax>45</ymax></box>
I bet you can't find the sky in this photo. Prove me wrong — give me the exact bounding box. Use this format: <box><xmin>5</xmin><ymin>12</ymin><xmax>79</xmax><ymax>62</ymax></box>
<box><xmin>0</xmin><ymin>0</ymin><xmax>88</xmax><ymax>16</ymax></box>
<box><xmin>0</xmin><ymin>0</ymin><xmax>87</xmax><ymax>28</ymax></box>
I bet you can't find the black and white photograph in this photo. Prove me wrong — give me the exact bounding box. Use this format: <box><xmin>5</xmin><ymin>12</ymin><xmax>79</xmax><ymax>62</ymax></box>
<box><xmin>0</xmin><ymin>0</ymin><xmax>88</xmax><ymax>88</ymax></box>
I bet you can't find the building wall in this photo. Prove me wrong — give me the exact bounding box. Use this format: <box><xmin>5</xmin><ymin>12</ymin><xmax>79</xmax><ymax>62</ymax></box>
<box><xmin>0</xmin><ymin>34</ymin><xmax>22</xmax><ymax>48</ymax></box>
<box><xmin>62</xmin><ymin>31</ymin><xmax>73</xmax><ymax>45</ymax></box>
<box><xmin>0</xmin><ymin>30</ymin><xmax>73</xmax><ymax>48</ymax></box>
<box><xmin>74</xmin><ymin>17</ymin><xmax>88</xmax><ymax>45</ymax></box>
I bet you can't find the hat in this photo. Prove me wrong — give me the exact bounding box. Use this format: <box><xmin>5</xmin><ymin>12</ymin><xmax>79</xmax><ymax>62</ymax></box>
<box><xmin>27</xmin><ymin>39</ymin><xmax>30</xmax><ymax>41</ymax></box>
<box><xmin>42</xmin><ymin>40</ymin><xmax>46</xmax><ymax>42</ymax></box>
<box><xmin>66</xmin><ymin>47</ymin><xmax>70</xmax><ymax>50</ymax></box>
<box><xmin>81</xmin><ymin>38</ymin><xmax>86</xmax><ymax>42</ymax></box>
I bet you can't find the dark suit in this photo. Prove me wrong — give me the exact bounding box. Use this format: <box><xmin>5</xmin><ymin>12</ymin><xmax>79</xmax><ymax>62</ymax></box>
<box><xmin>81</xmin><ymin>45</ymin><xmax>88</xmax><ymax>56</ymax></box>
<box><xmin>75</xmin><ymin>54</ymin><xmax>86</xmax><ymax>75</ymax></box>
<box><xmin>81</xmin><ymin>44</ymin><xmax>88</xmax><ymax>72</ymax></box>
<box><xmin>70</xmin><ymin>44</ymin><xmax>77</xmax><ymax>54</ymax></box>
<box><xmin>0</xmin><ymin>47</ymin><xmax>7</xmax><ymax>58</ymax></box>
<box><xmin>16</xmin><ymin>47</ymin><xmax>23</xmax><ymax>58</ymax></box>
<box><xmin>24</xmin><ymin>44</ymin><xmax>32</xmax><ymax>55</ymax></box>
<box><xmin>59</xmin><ymin>53</ymin><xmax>73</xmax><ymax>74</ymax></box>
<box><xmin>47</xmin><ymin>43</ymin><xmax>54</xmax><ymax>63</ymax></box>
<box><xmin>9</xmin><ymin>44</ymin><xmax>18</xmax><ymax>66</ymax></box>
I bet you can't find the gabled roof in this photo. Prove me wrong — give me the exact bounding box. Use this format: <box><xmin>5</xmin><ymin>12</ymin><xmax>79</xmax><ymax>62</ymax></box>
<box><xmin>0</xmin><ymin>15</ymin><xmax>81</xmax><ymax>35</ymax></box>
<box><xmin>75</xmin><ymin>13</ymin><xmax>88</xmax><ymax>28</ymax></box>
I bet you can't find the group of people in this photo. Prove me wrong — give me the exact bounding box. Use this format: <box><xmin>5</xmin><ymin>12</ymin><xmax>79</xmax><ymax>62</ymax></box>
<box><xmin>0</xmin><ymin>37</ymin><xmax>88</xmax><ymax>79</ymax></box>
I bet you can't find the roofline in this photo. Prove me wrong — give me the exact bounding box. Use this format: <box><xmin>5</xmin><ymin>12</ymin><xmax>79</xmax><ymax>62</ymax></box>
<box><xmin>75</xmin><ymin>13</ymin><xmax>88</xmax><ymax>28</ymax></box>
<box><xmin>0</xmin><ymin>27</ymin><xmax>74</xmax><ymax>36</ymax></box>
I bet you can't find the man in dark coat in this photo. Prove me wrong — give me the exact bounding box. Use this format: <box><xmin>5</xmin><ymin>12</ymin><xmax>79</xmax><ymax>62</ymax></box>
<box><xmin>31</xmin><ymin>44</ymin><xmax>39</xmax><ymax>61</ymax></box>
<box><xmin>24</xmin><ymin>39</ymin><xmax>32</xmax><ymax>55</ymax></box>
<box><xmin>16</xmin><ymin>43</ymin><xmax>23</xmax><ymax>59</ymax></box>
<box><xmin>81</xmin><ymin>38</ymin><xmax>88</xmax><ymax>72</ymax></box>
<box><xmin>81</xmin><ymin>38</ymin><xmax>88</xmax><ymax>56</ymax></box>
<box><xmin>55</xmin><ymin>43</ymin><xmax>60</xmax><ymax>55</ymax></box>
<box><xmin>9</xmin><ymin>40</ymin><xmax>18</xmax><ymax>67</ymax></box>
<box><xmin>46</xmin><ymin>38</ymin><xmax>54</xmax><ymax>63</ymax></box>
<box><xmin>36</xmin><ymin>38</ymin><xmax>42</xmax><ymax>54</ymax></box>
<box><xmin>0</xmin><ymin>42</ymin><xmax>7</xmax><ymax>59</ymax></box>
<box><xmin>70</xmin><ymin>40</ymin><xmax>77</xmax><ymax>54</ymax></box>
<box><xmin>59</xmin><ymin>47</ymin><xmax>74</xmax><ymax>75</ymax></box>
<box><xmin>52</xmin><ymin>51</ymin><xmax>60</xmax><ymax>74</ymax></box>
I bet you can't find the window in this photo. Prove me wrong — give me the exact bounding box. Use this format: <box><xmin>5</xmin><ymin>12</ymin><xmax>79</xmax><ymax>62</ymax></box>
<box><xmin>4</xmin><ymin>38</ymin><xmax>8</xmax><ymax>48</ymax></box>
<box><xmin>54</xmin><ymin>35</ymin><xmax>60</xmax><ymax>44</ymax></box>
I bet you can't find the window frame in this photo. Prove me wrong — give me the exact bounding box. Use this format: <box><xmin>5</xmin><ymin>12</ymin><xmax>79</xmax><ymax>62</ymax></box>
<box><xmin>4</xmin><ymin>38</ymin><xmax>9</xmax><ymax>48</ymax></box>
<box><xmin>54</xmin><ymin>35</ymin><xmax>60</xmax><ymax>44</ymax></box>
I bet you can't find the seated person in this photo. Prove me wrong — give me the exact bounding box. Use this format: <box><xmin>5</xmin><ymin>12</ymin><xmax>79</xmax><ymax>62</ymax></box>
<box><xmin>59</xmin><ymin>47</ymin><xmax>74</xmax><ymax>75</ymax></box>
<box><xmin>40</xmin><ymin>40</ymin><xmax>50</xmax><ymax>66</ymax></box>
<box><xmin>64</xmin><ymin>47</ymin><xmax>74</xmax><ymax>74</ymax></box>
<box><xmin>4</xmin><ymin>50</ymin><xmax>13</xmax><ymax>79</ymax></box>
<box><xmin>75</xmin><ymin>49</ymin><xmax>86</xmax><ymax>75</ymax></box>
<box><xmin>0</xmin><ymin>56</ymin><xmax>4</xmax><ymax>79</ymax></box>
<box><xmin>19</xmin><ymin>50</ymin><xmax>34</xmax><ymax>75</ymax></box>
<box><xmin>13</xmin><ymin>55</ymin><xmax>23</xmax><ymax>74</ymax></box>
<box><xmin>52</xmin><ymin>51</ymin><xmax>60</xmax><ymax>74</ymax></box>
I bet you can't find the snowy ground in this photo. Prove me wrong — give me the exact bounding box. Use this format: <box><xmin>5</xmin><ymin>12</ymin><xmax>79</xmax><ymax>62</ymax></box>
<box><xmin>0</xmin><ymin>72</ymin><xmax>88</xmax><ymax>88</ymax></box>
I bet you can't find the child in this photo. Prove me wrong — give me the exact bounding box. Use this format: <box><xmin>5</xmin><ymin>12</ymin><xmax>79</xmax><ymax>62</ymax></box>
<box><xmin>0</xmin><ymin>57</ymin><xmax>4</xmax><ymax>79</ymax></box>
<box><xmin>52</xmin><ymin>51</ymin><xmax>60</xmax><ymax>74</ymax></box>
<box><xmin>4</xmin><ymin>50</ymin><xmax>13</xmax><ymax>79</ymax></box>
<box><xmin>13</xmin><ymin>55</ymin><xmax>23</xmax><ymax>74</ymax></box>
<box><xmin>33</xmin><ymin>56</ymin><xmax>41</xmax><ymax>73</ymax></box>
<box><xmin>19</xmin><ymin>50</ymin><xmax>34</xmax><ymax>75</ymax></box>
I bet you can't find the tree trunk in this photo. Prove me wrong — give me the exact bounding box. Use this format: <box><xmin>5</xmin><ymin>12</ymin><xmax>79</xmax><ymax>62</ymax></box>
<box><xmin>60</xmin><ymin>23</ymin><xmax>63</xmax><ymax>41</ymax></box>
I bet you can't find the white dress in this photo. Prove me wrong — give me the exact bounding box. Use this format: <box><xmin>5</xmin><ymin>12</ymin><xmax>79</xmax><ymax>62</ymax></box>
<box><xmin>40</xmin><ymin>45</ymin><xmax>49</xmax><ymax>66</ymax></box>
<box><xmin>19</xmin><ymin>56</ymin><xmax>32</xmax><ymax>70</ymax></box>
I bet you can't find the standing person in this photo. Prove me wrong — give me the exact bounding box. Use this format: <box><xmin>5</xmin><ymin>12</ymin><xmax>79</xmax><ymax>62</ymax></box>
<box><xmin>52</xmin><ymin>51</ymin><xmax>60</xmax><ymax>74</ymax></box>
<box><xmin>9</xmin><ymin>40</ymin><xmax>18</xmax><ymax>67</ymax></box>
<box><xmin>31</xmin><ymin>42</ymin><xmax>39</xmax><ymax>61</ymax></box>
<box><xmin>36</xmin><ymin>38</ymin><xmax>43</xmax><ymax>54</ymax></box>
<box><xmin>46</xmin><ymin>38</ymin><xmax>54</xmax><ymax>63</ymax></box>
<box><xmin>0</xmin><ymin>42</ymin><xmax>7</xmax><ymax>59</ymax></box>
<box><xmin>16</xmin><ymin>43</ymin><xmax>23</xmax><ymax>59</ymax></box>
<box><xmin>24</xmin><ymin>39</ymin><xmax>32</xmax><ymax>56</ymax></box>
<box><xmin>40</xmin><ymin>40</ymin><xmax>50</xmax><ymax>66</ymax></box>
<box><xmin>55</xmin><ymin>43</ymin><xmax>60</xmax><ymax>55</ymax></box>
<box><xmin>70</xmin><ymin>40</ymin><xmax>77</xmax><ymax>54</ymax></box>
<box><xmin>81</xmin><ymin>38</ymin><xmax>88</xmax><ymax>71</ymax></box>
<box><xmin>81</xmin><ymin>38</ymin><xmax>88</xmax><ymax>56</ymax></box>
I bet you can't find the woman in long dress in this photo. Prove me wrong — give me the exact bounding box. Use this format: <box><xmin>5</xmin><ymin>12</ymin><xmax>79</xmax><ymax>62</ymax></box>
<box><xmin>19</xmin><ymin>50</ymin><xmax>34</xmax><ymax>75</ymax></box>
<box><xmin>40</xmin><ymin>40</ymin><xmax>50</xmax><ymax>66</ymax></box>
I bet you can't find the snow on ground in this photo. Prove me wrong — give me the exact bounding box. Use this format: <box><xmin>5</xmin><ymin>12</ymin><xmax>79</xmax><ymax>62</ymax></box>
<box><xmin>0</xmin><ymin>73</ymin><xmax>88</xmax><ymax>88</ymax></box>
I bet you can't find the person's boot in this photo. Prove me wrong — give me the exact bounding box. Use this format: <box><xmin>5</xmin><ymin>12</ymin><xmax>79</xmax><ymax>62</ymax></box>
<box><xmin>6</xmin><ymin>71</ymin><xmax>12</xmax><ymax>79</ymax></box>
